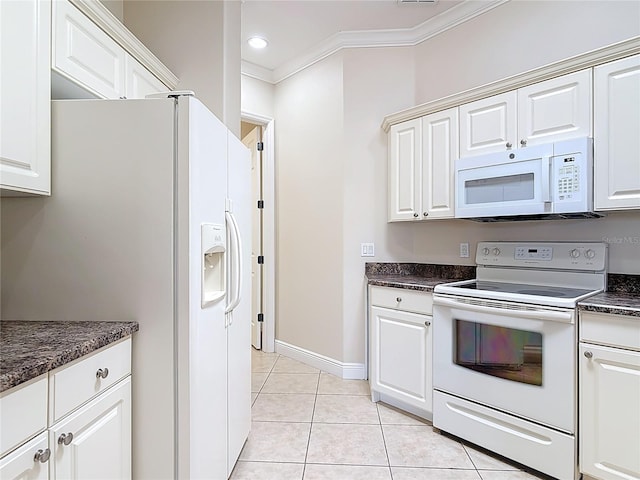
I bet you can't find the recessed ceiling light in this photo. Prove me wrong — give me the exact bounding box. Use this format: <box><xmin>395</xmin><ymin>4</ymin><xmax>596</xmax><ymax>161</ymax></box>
<box><xmin>248</xmin><ymin>37</ymin><xmax>268</xmax><ymax>49</ymax></box>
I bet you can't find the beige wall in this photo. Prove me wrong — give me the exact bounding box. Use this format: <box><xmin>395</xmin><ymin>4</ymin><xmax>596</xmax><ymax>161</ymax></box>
<box><xmin>123</xmin><ymin>0</ymin><xmax>241</xmax><ymax>136</ymax></box>
<box><xmin>100</xmin><ymin>0</ymin><xmax>123</xmax><ymax>21</ymax></box>
<box><xmin>274</xmin><ymin>53</ymin><xmax>345</xmax><ymax>360</ymax></box>
<box><xmin>264</xmin><ymin>0</ymin><xmax>640</xmax><ymax>367</ymax></box>
<box><xmin>241</xmin><ymin>75</ymin><xmax>275</xmax><ymax>119</ymax></box>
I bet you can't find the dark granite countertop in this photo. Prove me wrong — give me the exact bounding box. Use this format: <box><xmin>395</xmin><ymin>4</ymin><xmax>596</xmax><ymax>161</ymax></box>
<box><xmin>366</xmin><ymin>263</ymin><xmax>476</xmax><ymax>292</ymax></box>
<box><xmin>0</xmin><ymin>321</ymin><xmax>139</xmax><ymax>393</ymax></box>
<box><xmin>578</xmin><ymin>293</ymin><xmax>640</xmax><ymax>317</ymax></box>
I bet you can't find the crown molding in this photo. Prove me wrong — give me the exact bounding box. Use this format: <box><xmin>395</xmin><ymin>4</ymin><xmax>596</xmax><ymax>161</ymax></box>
<box><xmin>69</xmin><ymin>0</ymin><xmax>179</xmax><ymax>89</ymax></box>
<box><xmin>241</xmin><ymin>61</ymin><xmax>276</xmax><ymax>84</ymax></box>
<box><xmin>240</xmin><ymin>0</ymin><xmax>507</xmax><ymax>85</ymax></box>
<box><xmin>381</xmin><ymin>36</ymin><xmax>640</xmax><ymax>132</ymax></box>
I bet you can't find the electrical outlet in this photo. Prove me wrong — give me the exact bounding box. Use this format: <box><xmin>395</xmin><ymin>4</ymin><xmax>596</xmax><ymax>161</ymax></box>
<box><xmin>460</xmin><ymin>243</ymin><xmax>470</xmax><ymax>258</ymax></box>
<box><xmin>361</xmin><ymin>243</ymin><xmax>375</xmax><ymax>257</ymax></box>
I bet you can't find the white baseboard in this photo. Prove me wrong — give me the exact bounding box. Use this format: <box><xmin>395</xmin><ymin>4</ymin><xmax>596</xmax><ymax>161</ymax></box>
<box><xmin>275</xmin><ymin>340</ymin><xmax>366</xmax><ymax>380</ymax></box>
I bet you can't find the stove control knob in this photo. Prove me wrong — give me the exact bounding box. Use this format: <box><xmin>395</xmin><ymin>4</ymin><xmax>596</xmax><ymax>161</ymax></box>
<box><xmin>570</xmin><ymin>249</ymin><xmax>581</xmax><ymax>259</ymax></box>
<box><xmin>492</xmin><ymin>248</ymin><xmax>501</xmax><ymax>256</ymax></box>
<box><xmin>482</xmin><ymin>247</ymin><xmax>490</xmax><ymax>255</ymax></box>
<box><xmin>585</xmin><ymin>249</ymin><xmax>596</xmax><ymax>259</ymax></box>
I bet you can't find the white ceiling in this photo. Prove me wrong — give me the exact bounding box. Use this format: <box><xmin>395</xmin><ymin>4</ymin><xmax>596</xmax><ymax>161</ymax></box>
<box><xmin>241</xmin><ymin>0</ymin><xmax>469</xmax><ymax>83</ymax></box>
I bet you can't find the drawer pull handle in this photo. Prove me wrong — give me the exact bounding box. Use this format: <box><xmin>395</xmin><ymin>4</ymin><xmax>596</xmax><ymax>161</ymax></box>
<box><xmin>34</xmin><ymin>448</ymin><xmax>51</xmax><ymax>463</ymax></box>
<box><xmin>584</xmin><ymin>351</ymin><xmax>593</xmax><ymax>359</ymax></box>
<box><xmin>96</xmin><ymin>368</ymin><xmax>109</xmax><ymax>379</ymax></box>
<box><xmin>424</xmin><ymin>320</ymin><xmax>431</xmax><ymax>326</ymax></box>
<box><xmin>58</xmin><ymin>433</ymin><xmax>74</xmax><ymax>446</ymax></box>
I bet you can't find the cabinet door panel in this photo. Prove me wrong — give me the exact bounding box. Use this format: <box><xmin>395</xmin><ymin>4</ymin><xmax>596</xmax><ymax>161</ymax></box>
<box><xmin>388</xmin><ymin>119</ymin><xmax>421</xmax><ymax>221</ymax></box>
<box><xmin>459</xmin><ymin>91</ymin><xmax>517</xmax><ymax>157</ymax></box>
<box><xmin>370</xmin><ymin>306</ymin><xmax>431</xmax><ymax>412</ymax></box>
<box><xmin>580</xmin><ymin>343</ymin><xmax>640</xmax><ymax>480</ymax></box>
<box><xmin>594</xmin><ymin>54</ymin><xmax>640</xmax><ymax>210</ymax></box>
<box><xmin>422</xmin><ymin>108</ymin><xmax>458</xmax><ymax>218</ymax></box>
<box><xmin>518</xmin><ymin>69</ymin><xmax>592</xmax><ymax>147</ymax></box>
<box><xmin>0</xmin><ymin>0</ymin><xmax>50</xmax><ymax>195</ymax></box>
<box><xmin>52</xmin><ymin>0</ymin><xmax>125</xmax><ymax>99</ymax></box>
<box><xmin>0</xmin><ymin>432</ymin><xmax>49</xmax><ymax>480</ymax></box>
<box><xmin>125</xmin><ymin>56</ymin><xmax>167</xmax><ymax>99</ymax></box>
<box><xmin>50</xmin><ymin>378</ymin><xmax>131</xmax><ymax>480</ymax></box>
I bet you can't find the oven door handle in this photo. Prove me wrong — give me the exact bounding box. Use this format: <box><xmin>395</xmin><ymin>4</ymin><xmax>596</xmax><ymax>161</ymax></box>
<box><xmin>433</xmin><ymin>296</ymin><xmax>574</xmax><ymax>324</ymax></box>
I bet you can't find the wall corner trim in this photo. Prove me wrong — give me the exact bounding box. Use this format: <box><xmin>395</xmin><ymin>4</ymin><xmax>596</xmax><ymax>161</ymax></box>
<box><xmin>274</xmin><ymin>340</ymin><xmax>366</xmax><ymax>380</ymax></box>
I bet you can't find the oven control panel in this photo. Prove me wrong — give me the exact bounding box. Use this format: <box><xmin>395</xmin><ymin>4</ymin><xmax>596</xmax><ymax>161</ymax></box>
<box><xmin>476</xmin><ymin>242</ymin><xmax>607</xmax><ymax>271</ymax></box>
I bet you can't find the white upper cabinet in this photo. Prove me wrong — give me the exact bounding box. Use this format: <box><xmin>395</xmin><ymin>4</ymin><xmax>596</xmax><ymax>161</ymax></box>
<box><xmin>421</xmin><ymin>108</ymin><xmax>458</xmax><ymax>219</ymax></box>
<box><xmin>51</xmin><ymin>0</ymin><xmax>174</xmax><ymax>100</ymax></box>
<box><xmin>459</xmin><ymin>69</ymin><xmax>592</xmax><ymax>158</ymax></box>
<box><xmin>388</xmin><ymin>118</ymin><xmax>422</xmax><ymax>221</ymax></box>
<box><xmin>594</xmin><ymin>54</ymin><xmax>640</xmax><ymax>211</ymax></box>
<box><xmin>125</xmin><ymin>56</ymin><xmax>168</xmax><ymax>99</ymax></box>
<box><xmin>388</xmin><ymin>110</ymin><xmax>457</xmax><ymax>222</ymax></box>
<box><xmin>459</xmin><ymin>91</ymin><xmax>517</xmax><ymax>158</ymax></box>
<box><xmin>0</xmin><ymin>0</ymin><xmax>51</xmax><ymax>196</ymax></box>
<box><xmin>517</xmin><ymin>69</ymin><xmax>592</xmax><ymax>147</ymax></box>
<box><xmin>52</xmin><ymin>0</ymin><xmax>126</xmax><ymax>99</ymax></box>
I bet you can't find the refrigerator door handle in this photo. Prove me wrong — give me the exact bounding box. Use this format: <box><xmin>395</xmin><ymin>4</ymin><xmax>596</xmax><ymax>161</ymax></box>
<box><xmin>225</xmin><ymin>211</ymin><xmax>243</xmax><ymax>316</ymax></box>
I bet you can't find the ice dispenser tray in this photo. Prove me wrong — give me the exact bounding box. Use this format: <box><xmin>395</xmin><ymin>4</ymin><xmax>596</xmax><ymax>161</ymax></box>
<box><xmin>202</xmin><ymin>223</ymin><xmax>226</xmax><ymax>307</ymax></box>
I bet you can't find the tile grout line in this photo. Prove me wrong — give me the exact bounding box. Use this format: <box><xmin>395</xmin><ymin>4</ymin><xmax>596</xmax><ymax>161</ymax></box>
<box><xmin>375</xmin><ymin>402</ymin><xmax>394</xmax><ymax>479</ymax></box>
<box><xmin>301</xmin><ymin>370</ymin><xmax>321</xmax><ymax>479</ymax></box>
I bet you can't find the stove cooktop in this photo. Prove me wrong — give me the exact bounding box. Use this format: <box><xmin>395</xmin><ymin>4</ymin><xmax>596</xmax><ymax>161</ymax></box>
<box><xmin>456</xmin><ymin>281</ymin><xmax>595</xmax><ymax>299</ymax></box>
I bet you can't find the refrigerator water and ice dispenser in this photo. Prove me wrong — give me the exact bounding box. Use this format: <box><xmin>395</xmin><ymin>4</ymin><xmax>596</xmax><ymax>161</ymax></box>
<box><xmin>201</xmin><ymin>223</ymin><xmax>225</xmax><ymax>307</ymax></box>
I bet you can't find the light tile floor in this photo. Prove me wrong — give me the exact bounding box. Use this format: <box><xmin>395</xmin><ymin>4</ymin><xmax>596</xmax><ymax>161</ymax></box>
<box><xmin>231</xmin><ymin>350</ymin><xmax>555</xmax><ymax>480</ymax></box>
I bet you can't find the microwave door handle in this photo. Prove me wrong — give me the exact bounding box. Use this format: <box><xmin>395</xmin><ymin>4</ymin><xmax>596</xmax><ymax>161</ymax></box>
<box><xmin>541</xmin><ymin>156</ymin><xmax>552</xmax><ymax>203</ymax></box>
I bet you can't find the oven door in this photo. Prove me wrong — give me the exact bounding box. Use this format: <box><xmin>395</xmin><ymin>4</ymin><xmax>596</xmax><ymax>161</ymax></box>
<box><xmin>433</xmin><ymin>294</ymin><xmax>575</xmax><ymax>433</ymax></box>
<box><xmin>455</xmin><ymin>144</ymin><xmax>553</xmax><ymax>219</ymax></box>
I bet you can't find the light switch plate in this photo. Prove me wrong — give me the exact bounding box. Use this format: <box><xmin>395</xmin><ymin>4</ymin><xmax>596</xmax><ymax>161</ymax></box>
<box><xmin>361</xmin><ymin>243</ymin><xmax>375</xmax><ymax>257</ymax></box>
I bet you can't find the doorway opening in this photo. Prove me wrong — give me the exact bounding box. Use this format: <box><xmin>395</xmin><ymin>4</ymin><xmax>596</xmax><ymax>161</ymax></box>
<box><xmin>241</xmin><ymin>115</ymin><xmax>275</xmax><ymax>352</ymax></box>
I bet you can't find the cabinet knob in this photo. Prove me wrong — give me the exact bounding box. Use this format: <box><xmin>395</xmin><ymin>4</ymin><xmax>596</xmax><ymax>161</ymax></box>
<box><xmin>396</xmin><ymin>297</ymin><xmax>402</xmax><ymax>302</ymax></box>
<box><xmin>424</xmin><ymin>320</ymin><xmax>431</xmax><ymax>327</ymax></box>
<box><xmin>506</xmin><ymin>142</ymin><xmax>513</xmax><ymax>149</ymax></box>
<box><xmin>96</xmin><ymin>368</ymin><xmax>109</xmax><ymax>379</ymax></box>
<box><xmin>413</xmin><ymin>213</ymin><xmax>419</xmax><ymax>218</ymax></box>
<box><xmin>58</xmin><ymin>432</ymin><xmax>74</xmax><ymax>446</ymax></box>
<box><xmin>520</xmin><ymin>139</ymin><xmax>527</xmax><ymax>146</ymax></box>
<box><xmin>423</xmin><ymin>212</ymin><xmax>428</xmax><ymax>217</ymax></box>
<box><xmin>34</xmin><ymin>448</ymin><xmax>51</xmax><ymax>463</ymax></box>
<box><xmin>584</xmin><ymin>351</ymin><xmax>593</xmax><ymax>359</ymax></box>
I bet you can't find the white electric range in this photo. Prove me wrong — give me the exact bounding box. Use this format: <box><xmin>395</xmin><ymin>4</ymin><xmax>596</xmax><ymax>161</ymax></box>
<box><xmin>433</xmin><ymin>241</ymin><xmax>607</xmax><ymax>480</ymax></box>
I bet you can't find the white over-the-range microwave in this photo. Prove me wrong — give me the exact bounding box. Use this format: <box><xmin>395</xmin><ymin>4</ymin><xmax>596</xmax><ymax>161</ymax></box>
<box><xmin>455</xmin><ymin>137</ymin><xmax>603</xmax><ymax>221</ymax></box>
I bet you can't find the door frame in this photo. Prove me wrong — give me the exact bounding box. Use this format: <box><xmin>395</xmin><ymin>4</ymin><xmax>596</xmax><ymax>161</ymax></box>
<box><xmin>241</xmin><ymin>111</ymin><xmax>275</xmax><ymax>353</ymax></box>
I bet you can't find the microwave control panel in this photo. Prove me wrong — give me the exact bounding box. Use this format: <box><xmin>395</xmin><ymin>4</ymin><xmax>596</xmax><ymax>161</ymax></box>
<box><xmin>554</xmin><ymin>154</ymin><xmax>581</xmax><ymax>201</ymax></box>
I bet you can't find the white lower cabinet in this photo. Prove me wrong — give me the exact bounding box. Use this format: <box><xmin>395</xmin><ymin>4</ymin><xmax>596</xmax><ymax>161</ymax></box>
<box><xmin>0</xmin><ymin>339</ymin><xmax>133</xmax><ymax>480</ymax></box>
<box><xmin>369</xmin><ymin>286</ymin><xmax>433</xmax><ymax>417</ymax></box>
<box><xmin>49</xmin><ymin>378</ymin><xmax>131</xmax><ymax>480</ymax></box>
<box><xmin>0</xmin><ymin>433</ymin><xmax>49</xmax><ymax>480</ymax></box>
<box><xmin>579</xmin><ymin>312</ymin><xmax>640</xmax><ymax>480</ymax></box>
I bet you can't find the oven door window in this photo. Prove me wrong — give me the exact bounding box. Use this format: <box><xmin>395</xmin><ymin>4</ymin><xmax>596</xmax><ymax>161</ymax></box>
<box><xmin>455</xmin><ymin>319</ymin><xmax>542</xmax><ymax>386</ymax></box>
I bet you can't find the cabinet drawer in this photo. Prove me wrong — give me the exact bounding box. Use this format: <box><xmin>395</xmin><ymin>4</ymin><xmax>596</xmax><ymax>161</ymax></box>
<box><xmin>50</xmin><ymin>338</ymin><xmax>131</xmax><ymax>423</ymax></box>
<box><xmin>0</xmin><ymin>375</ymin><xmax>47</xmax><ymax>458</ymax></box>
<box><xmin>580</xmin><ymin>311</ymin><xmax>640</xmax><ymax>351</ymax></box>
<box><xmin>370</xmin><ymin>286</ymin><xmax>432</xmax><ymax>315</ymax></box>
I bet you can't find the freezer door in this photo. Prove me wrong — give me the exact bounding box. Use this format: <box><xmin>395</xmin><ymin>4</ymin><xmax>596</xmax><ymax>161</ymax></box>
<box><xmin>226</xmin><ymin>131</ymin><xmax>252</xmax><ymax>475</ymax></box>
<box><xmin>177</xmin><ymin>96</ymin><xmax>229</xmax><ymax>480</ymax></box>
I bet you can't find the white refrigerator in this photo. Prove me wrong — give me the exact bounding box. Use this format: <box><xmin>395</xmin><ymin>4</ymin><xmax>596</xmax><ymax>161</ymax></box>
<box><xmin>0</xmin><ymin>94</ymin><xmax>251</xmax><ymax>479</ymax></box>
